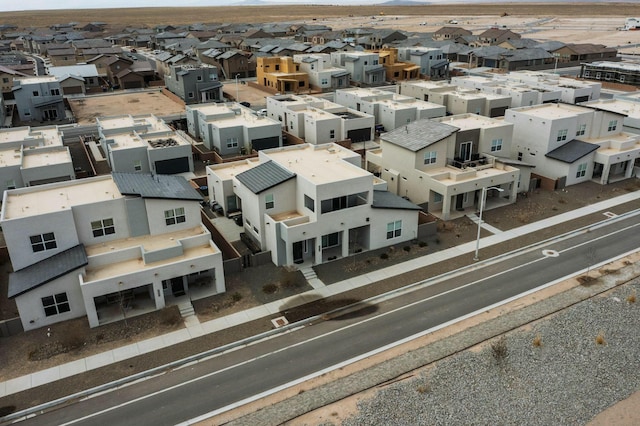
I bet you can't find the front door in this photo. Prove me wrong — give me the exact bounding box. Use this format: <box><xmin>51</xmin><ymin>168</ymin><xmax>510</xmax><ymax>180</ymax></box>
<box><xmin>293</xmin><ymin>241</ymin><xmax>304</xmax><ymax>264</ymax></box>
<box><xmin>170</xmin><ymin>277</ymin><xmax>186</xmax><ymax>297</ymax></box>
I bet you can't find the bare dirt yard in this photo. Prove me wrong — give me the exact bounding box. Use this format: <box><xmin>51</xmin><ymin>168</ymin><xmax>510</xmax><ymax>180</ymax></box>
<box><xmin>68</xmin><ymin>90</ymin><xmax>186</xmax><ymax>124</ymax></box>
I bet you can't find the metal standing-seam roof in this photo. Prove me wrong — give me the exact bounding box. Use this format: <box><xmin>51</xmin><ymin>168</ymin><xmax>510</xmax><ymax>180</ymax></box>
<box><xmin>381</xmin><ymin>119</ymin><xmax>459</xmax><ymax>152</ymax></box>
<box><xmin>112</xmin><ymin>172</ymin><xmax>203</xmax><ymax>201</ymax></box>
<box><xmin>545</xmin><ymin>139</ymin><xmax>599</xmax><ymax>163</ymax></box>
<box><xmin>235</xmin><ymin>161</ymin><xmax>296</xmax><ymax>194</ymax></box>
<box><xmin>8</xmin><ymin>244</ymin><xmax>88</xmax><ymax>298</ymax></box>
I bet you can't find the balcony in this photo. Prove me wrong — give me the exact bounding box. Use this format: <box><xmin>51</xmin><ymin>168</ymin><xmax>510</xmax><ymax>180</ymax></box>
<box><xmin>447</xmin><ymin>154</ymin><xmax>494</xmax><ymax>170</ymax></box>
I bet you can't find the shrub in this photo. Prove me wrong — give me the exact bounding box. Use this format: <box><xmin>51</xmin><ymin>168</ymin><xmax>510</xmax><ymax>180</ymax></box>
<box><xmin>403</xmin><ymin>245</ymin><xmax>411</xmax><ymax>252</ymax></box>
<box><xmin>532</xmin><ymin>334</ymin><xmax>543</xmax><ymax>347</ymax></box>
<box><xmin>416</xmin><ymin>382</ymin><xmax>431</xmax><ymax>394</ymax></box>
<box><xmin>558</xmin><ymin>198</ymin><xmax>567</xmax><ymax>204</ymax></box>
<box><xmin>380</xmin><ymin>253</ymin><xmax>389</xmax><ymax>260</ymax></box>
<box><xmin>418</xmin><ymin>241</ymin><xmax>427</xmax><ymax>248</ymax></box>
<box><xmin>262</xmin><ymin>283</ymin><xmax>278</xmax><ymax>294</ymax></box>
<box><xmin>231</xmin><ymin>292</ymin><xmax>243</xmax><ymax>302</ymax></box>
<box><xmin>491</xmin><ymin>336</ymin><xmax>508</xmax><ymax>362</ymax></box>
<box><xmin>627</xmin><ymin>292</ymin><xmax>636</xmax><ymax>304</ymax></box>
<box><xmin>595</xmin><ymin>333</ymin><xmax>606</xmax><ymax>345</ymax></box>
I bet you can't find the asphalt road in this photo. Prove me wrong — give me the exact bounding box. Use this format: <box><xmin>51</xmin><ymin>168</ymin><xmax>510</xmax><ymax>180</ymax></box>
<box><xmin>16</xmin><ymin>212</ymin><xmax>640</xmax><ymax>426</ymax></box>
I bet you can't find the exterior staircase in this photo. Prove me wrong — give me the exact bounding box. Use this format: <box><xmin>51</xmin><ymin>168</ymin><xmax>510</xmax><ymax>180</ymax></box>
<box><xmin>178</xmin><ymin>301</ymin><xmax>195</xmax><ymax>318</ymax></box>
<box><xmin>300</xmin><ymin>266</ymin><xmax>318</xmax><ymax>282</ymax></box>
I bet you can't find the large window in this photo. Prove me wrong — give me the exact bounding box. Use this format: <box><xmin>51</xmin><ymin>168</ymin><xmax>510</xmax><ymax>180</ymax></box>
<box><xmin>321</xmin><ymin>191</ymin><xmax>368</xmax><ymax>214</ymax></box>
<box><xmin>423</xmin><ymin>151</ymin><xmax>437</xmax><ymax>165</ymax></box>
<box><xmin>91</xmin><ymin>218</ymin><xmax>115</xmax><ymax>237</ymax></box>
<box><xmin>42</xmin><ymin>292</ymin><xmax>70</xmax><ymax>317</ymax></box>
<box><xmin>165</xmin><ymin>207</ymin><xmax>186</xmax><ymax>226</ymax></box>
<box><xmin>134</xmin><ymin>160</ymin><xmax>142</xmax><ymax>171</ymax></box>
<box><xmin>577</xmin><ymin>124</ymin><xmax>586</xmax><ymax>136</ymax></box>
<box><xmin>30</xmin><ymin>232</ymin><xmax>57</xmax><ymax>252</ymax></box>
<box><xmin>226</xmin><ymin>137</ymin><xmax>239</xmax><ymax>149</ymax></box>
<box><xmin>557</xmin><ymin>129</ymin><xmax>568</xmax><ymax>142</ymax></box>
<box><xmin>386</xmin><ymin>220</ymin><xmax>402</xmax><ymax>239</ymax></box>
<box><xmin>304</xmin><ymin>194</ymin><xmax>315</xmax><ymax>212</ymax></box>
<box><xmin>265</xmin><ymin>193</ymin><xmax>274</xmax><ymax>209</ymax></box>
<box><xmin>608</xmin><ymin>120</ymin><xmax>618</xmax><ymax>132</ymax></box>
<box><xmin>491</xmin><ymin>139</ymin><xmax>503</xmax><ymax>152</ymax></box>
<box><xmin>321</xmin><ymin>232</ymin><xmax>340</xmax><ymax>248</ymax></box>
<box><xmin>576</xmin><ymin>163</ymin><xmax>587</xmax><ymax>178</ymax></box>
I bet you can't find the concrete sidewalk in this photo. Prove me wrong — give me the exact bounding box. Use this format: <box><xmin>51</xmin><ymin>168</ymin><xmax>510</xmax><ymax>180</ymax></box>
<box><xmin>1</xmin><ymin>190</ymin><xmax>639</xmax><ymax>399</ymax></box>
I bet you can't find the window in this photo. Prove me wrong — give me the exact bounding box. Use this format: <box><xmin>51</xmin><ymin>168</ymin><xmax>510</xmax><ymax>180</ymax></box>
<box><xmin>576</xmin><ymin>163</ymin><xmax>587</xmax><ymax>178</ymax></box>
<box><xmin>423</xmin><ymin>151</ymin><xmax>437</xmax><ymax>165</ymax></box>
<box><xmin>321</xmin><ymin>232</ymin><xmax>340</xmax><ymax>248</ymax></box>
<box><xmin>134</xmin><ymin>160</ymin><xmax>142</xmax><ymax>171</ymax></box>
<box><xmin>491</xmin><ymin>138</ymin><xmax>503</xmax><ymax>152</ymax></box>
<box><xmin>433</xmin><ymin>192</ymin><xmax>443</xmax><ymax>203</ymax></box>
<box><xmin>321</xmin><ymin>78</ymin><xmax>328</xmax><ymax>85</ymax></box>
<box><xmin>42</xmin><ymin>293</ymin><xmax>70</xmax><ymax>317</ymax></box>
<box><xmin>298</xmin><ymin>81</ymin><xmax>305</xmax><ymax>87</ymax></box>
<box><xmin>386</xmin><ymin>220</ymin><xmax>402</xmax><ymax>239</ymax></box>
<box><xmin>6</xmin><ymin>179</ymin><xmax>15</xmax><ymax>190</ymax></box>
<box><xmin>608</xmin><ymin>120</ymin><xmax>617</xmax><ymax>132</ymax></box>
<box><xmin>577</xmin><ymin>124</ymin><xmax>586</xmax><ymax>136</ymax></box>
<box><xmin>188</xmin><ymin>92</ymin><xmax>194</xmax><ymax>99</ymax></box>
<box><xmin>330</xmin><ymin>129</ymin><xmax>335</xmax><ymax>139</ymax></box>
<box><xmin>197</xmin><ymin>75</ymin><xmax>202</xmax><ymax>81</ymax></box>
<box><xmin>32</xmin><ymin>90</ymin><xmax>39</xmax><ymax>96</ymax></box>
<box><xmin>265</xmin><ymin>193</ymin><xmax>274</xmax><ymax>209</ymax></box>
<box><xmin>209</xmin><ymin>73</ymin><xmax>216</xmax><ymax>81</ymax></box>
<box><xmin>30</xmin><ymin>232</ymin><xmax>57</xmax><ymax>252</ymax></box>
<box><xmin>164</xmin><ymin>207</ymin><xmax>186</xmax><ymax>225</ymax></box>
<box><xmin>557</xmin><ymin>129</ymin><xmax>568</xmax><ymax>142</ymax></box>
<box><xmin>91</xmin><ymin>218</ymin><xmax>115</xmax><ymax>237</ymax></box>
<box><xmin>226</xmin><ymin>137</ymin><xmax>239</xmax><ymax>148</ymax></box>
<box><xmin>275</xmin><ymin>64</ymin><xmax>280</xmax><ymax>71</ymax></box>
<box><xmin>50</xmin><ymin>88</ymin><xmax>60</xmax><ymax>96</ymax></box>
<box><xmin>321</xmin><ymin>191</ymin><xmax>367</xmax><ymax>214</ymax></box>
<box><xmin>304</xmin><ymin>194</ymin><xmax>315</xmax><ymax>212</ymax></box>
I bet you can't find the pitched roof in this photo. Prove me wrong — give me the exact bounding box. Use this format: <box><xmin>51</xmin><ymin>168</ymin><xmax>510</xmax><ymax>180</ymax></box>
<box><xmin>235</xmin><ymin>161</ymin><xmax>295</xmax><ymax>194</ymax></box>
<box><xmin>372</xmin><ymin>190</ymin><xmax>422</xmax><ymax>211</ymax></box>
<box><xmin>112</xmin><ymin>172</ymin><xmax>203</xmax><ymax>201</ymax></box>
<box><xmin>381</xmin><ymin>119</ymin><xmax>458</xmax><ymax>152</ymax></box>
<box><xmin>8</xmin><ymin>245</ymin><xmax>88</xmax><ymax>298</ymax></box>
<box><xmin>545</xmin><ymin>139</ymin><xmax>599</xmax><ymax>163</ymax></box>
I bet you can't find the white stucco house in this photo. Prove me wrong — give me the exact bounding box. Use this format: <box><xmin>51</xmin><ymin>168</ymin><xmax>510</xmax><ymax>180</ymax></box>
<box><xmin>504</xmin><ymin>103</ymin><xmax>640</xmax><ymax>187</ymax></box>
<box><xmin>292</xmin><ymin>53</ymin><xmax>351</xmax><ymax>92</ymax></box>
<box><xmin>97</xmin><ymin>114</ymin><xmax>194</xmax><ymax>175</ymax></box>
<box><xmin>207</xmin><ymin>143</ymin><xmax>422</xmax><ymax>266</ymax></box>
<box><xmin>2</xmin><ymin>173</ymin><xmax>225</xmax><ymax>331</ymax></box>
<box><xmin>366</xmin><ymin>117</ymin><xmax>520</xmax><ymax>220</ymax></box>
<box><xmin>0</xmin><ymin>125</ymin><xmax>75</xmax><ymax>192</ymax></box>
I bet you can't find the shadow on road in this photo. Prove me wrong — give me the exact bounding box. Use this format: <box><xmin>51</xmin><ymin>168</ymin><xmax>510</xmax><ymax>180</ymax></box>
<box><xmin>279</xmin><ymin>296</ymin><xmax>378</xmax><ymax>323</ymax></box>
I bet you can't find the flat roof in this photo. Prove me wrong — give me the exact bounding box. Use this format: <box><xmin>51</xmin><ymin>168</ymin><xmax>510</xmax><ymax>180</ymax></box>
<box><xmin>0</xmin><ymin>148</ymin><xmax>22</xmax><ymax>167</ymax></box>
<box><xmin>434</xmin><ymin>114</ymin><xmax>510</xmax><ymax>131</ymax></box>
<box><xmin>22</xmin><ymin>148</ymin><xmax>72</xmax><ymax>168</ymax></box>
<box><xmin>0</xmin><ymin>126</ymin><xmax>63</xmax><ymax>146</ymax></box>
<box><xmin>264</xmin><ymin>144</ymin><xmax>369</xmax><ymax>184</ymax></box>
<box><xmin>511</xmin><ymin>103</ymin><xmax>591</xmax><ymax>120</ymax></box>
<box><xmin>3</xmin><ymin>176</ymin><xmax>122</xmax><ymax>220</ymax></box>
<box><xmin>98</xmin><ymin>114</ymin><xmax>170</xmax><ymax>133</ymax></box>
<box><xmin>207</xmin><ymin>158</ymin><xmax>260</xmax><ymax>181</ymax></box>
<box><xmin>582</xmin><ymin>99</ymin><xmax>640</xmax><ymax>118</ymax></box>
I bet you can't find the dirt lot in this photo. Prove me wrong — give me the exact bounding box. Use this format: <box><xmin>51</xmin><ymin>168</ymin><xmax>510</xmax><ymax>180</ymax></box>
<box><xmin>68</xmin><ymin>90</ymin><xmax>186</xmax><ymax>124</ymax></box>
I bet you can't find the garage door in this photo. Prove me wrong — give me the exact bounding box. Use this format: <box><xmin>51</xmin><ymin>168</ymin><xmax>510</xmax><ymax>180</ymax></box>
<box><xmin>252</xmin><ymin>136</ymin><xmax>280</xmax><ymax>151</ymax></box>
<box><xmin>347</xmin><ymin>128</ymin><xmax>371</xmax><ymax>143</ymax></box>
<box><xmin>155</xmin><ymin>157</ymin><xmax>190</xmax><ymax>174</ymax></box>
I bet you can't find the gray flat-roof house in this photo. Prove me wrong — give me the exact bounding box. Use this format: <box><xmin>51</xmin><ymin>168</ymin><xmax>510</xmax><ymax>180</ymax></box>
<box><xmin>12</xmin><ymin>76</ymin><xmax>65</xmax><ymax>123</ymax></box>
<box><xmin>164</xmin><ymin>64</ymin><xmax>223</xmax><ymax>104</ymax></box>
<box><xmin>331</xmin><ymin>51</ymin><xmax>386</xmax><ymax>87</ymax></box>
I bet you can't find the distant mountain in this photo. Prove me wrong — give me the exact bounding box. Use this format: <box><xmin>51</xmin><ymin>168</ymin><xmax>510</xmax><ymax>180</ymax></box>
<box><xmin>380</xmin><ymin>0</ymin><xmax>429</xmax><ymax>5</ymax></box>
<box><xmin>233</xmin><ymin>0</ymin><xmax>270</xmax><ymax>4</ymax></box>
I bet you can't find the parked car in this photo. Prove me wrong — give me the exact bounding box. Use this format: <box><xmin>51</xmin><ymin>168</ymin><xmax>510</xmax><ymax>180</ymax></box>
<box><xmin>239</xmin><ymin>101</ymin><xmax>251</xmax><ymax>108</ymax></box>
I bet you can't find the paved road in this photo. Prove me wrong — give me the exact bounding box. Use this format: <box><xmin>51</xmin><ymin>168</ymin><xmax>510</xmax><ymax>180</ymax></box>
<box><xmin>17</xmin><ymin>213</ymin><xmax>640</xmax><ymax>426</ymax></box>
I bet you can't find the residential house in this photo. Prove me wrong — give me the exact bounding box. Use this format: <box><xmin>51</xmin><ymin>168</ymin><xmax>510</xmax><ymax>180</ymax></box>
<box><xmin>366</xmin><ymin>117</ymin><xmax>520</xmax><ymax>220</ymax></box>
<box><xmin>551</xmin><ymin>43</ymin><xmax>618</xmax><ymax>65</ymax></box>
<box><xmin>48</xmin><ymin>64</ymin><xmax>101</xmax><ymax>92</ymax></box>
<box><xmin>86</xmin><ymin>55</ymin><xmax>134</xmax><ymax>87</ymax></box>
<box><xmin>12</xmin><ymin>76</ymin><xmax>65</xmax><ymax>122</ymax></box>
<box><xmin>45</xmin><ymin>46</ymin><xmax>77</xmax><ymax>67</ymax></box>
<box><xmin>0</xmin><ymin>126</ymin><xmax>75</xmax><ymax>191</ymax></box>
<box><xmin>377</xmin><ymin>49</ymin><xmax>420</xmax><ymax>82</ymax></box>
<box><xmin>366</xmin><ymin>29</ymin><xmax>408</xmax><ymax>50</ymax></box>
<box><xmin>293</xmin><ymin>53</ymin><xmax>350</xmax><ymax>92</ymax></box>
<box><xmin>1</xmin><ymin>172</ymin><xmax>225</xmax><ymax>331</ymax></box>
<box><xmin>400</xmin><ymin>81</ymin><xmax>512</xmax><ymax>117</ymax></box>
<box><xmin>499</xmin><ymin>70</ymin><xmax>601</xmax><ymax>104</ymax></box>
<box><xmin>330</xmin><ymin>51</ymin><xmax>385</xmax><ymax>87</ymax></box>
<box><xmin>334</xmin><ymin>87</ymin><xmax>446</xmax><ymax>132</ymax></box>
<box><xmin>256</xmin><ymin>56</ymin><xmax>309</xmax><ymax>94</ymax></box>
<box><xmin>581</xmin><ymin>97</ymin><xmax>640</xmax><ymax>133</ymax></box>
<box><xmin>504</xmin><ymin>103</ymin><xmax>640</xmax><ymax>187</ymax></box>
<box><xmin>471</xmin><ymin>28</ymin><xmax>521</xmax><ymax>47</ymax></box>
<box><xmin>451</xmin><ymin>75</ymin><xmax>562</xmax><ymax>107</ymax></box>
<box><xmin>266</xmin><ymin>94</ymin><xmax>375</xmax><ymax>144</ymax></box>
<box><xmin>186</xmin><ymin>102</ymin><xmax>282</xmax><ymax>156</ymax></box>
<box><xmin>164</xmin><ymin>64</ymin><xmax>223</xmax><ymax>104</ymax></box>
<box><xmin>396</xmin><ymin>47</ymin><xmax>449</xmax><ymax>80</ymax></box>
<box><xmin>0</xmin><ymin>64</ymin><xmax>28</xmax><ymax>97</ymax></box>
<box><xmin>497</xmin><ymin>48</ymin><xmax>554</xmax><ymax>72</ymax></box>
<box><xmin>97</xmin><ymin>114</ymin><xmax>194</xmax><ymax>175</ymax></box>
<box><xmin>206</xmin><ymin>50</ymin><xmax>255</xmax><ymax>79</ymax></box>
<box><xmin>433</xmin><ymin>26</ymin><xmax>473</xmax><ymax>42</ymax></box>
<box><xmin>498</xmin><ymin>38</ymin><xmax>541</xmax><ymax>50</ymax></box>
<box><xmin>579</xmin><ymin>61</ymin><xmax>640</xmax><ymax>87</ymax></box>
<box><xmin>207</xmin><ymin>143</ymin><xmax>421</xmax><ymax>266</ymax></box>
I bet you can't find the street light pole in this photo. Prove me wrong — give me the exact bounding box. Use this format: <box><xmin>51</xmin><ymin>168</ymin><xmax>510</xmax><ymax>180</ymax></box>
<box><xmin>473</xmin><ymin>186</ymin><xmax>504</xmax><ymax>261</ymax></box>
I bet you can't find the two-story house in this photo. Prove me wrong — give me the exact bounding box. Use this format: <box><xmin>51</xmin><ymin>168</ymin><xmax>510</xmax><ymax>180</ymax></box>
<box><xmin>207</xmin><ymin>143</ymin><xmax>422</xmax><ymax>266</ymax></box>
<box><xmin>186</xmin><ymin>102</ymin><xmax>282</xmax><ymax>156</ymax></box>
<box><xmin>256</xmin><ymin>56</ymin><xmax>309</xmax><ymax>94</ymax></box>
<box><xmin>366</xmin><ymin>117</ymin><xmax>520</xmax><ymax>220</ymax></box>
<box><xmin>2</xmin><ymin>172</ymin><xmax>225</xmax><ymax>331</ymax></box>
<box><xmin>505</xmin><ymin>103</ymin><xmax>640</xmax><ymax>188</ymax></box>
<box><xmin>330</xmin><ymin>51</ymin><xmax>386</xmax><ymax>87</ymax></box>
<box><xmin>292</xmin><ymin>53</ymin><xmax>350</xmax><ymax>92</ymax></box>
<box><xmin>164</xmin><ymin>64</ymin><xmax>223</xmax><ymax>104</ymax></box>
<box><xmin>12</xmin><ymin>76</ymin><xmax>65</xmax><ymax>122</ymax></box>
<box><xmin>396</xmin><ymin>47</ymin><xmax>450</xmax><ymax>80</ymax></box>
<box><xmin>97</xmin><ymin>114</ymin><xmax>194</xmax><ymax>175</ymax></box>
